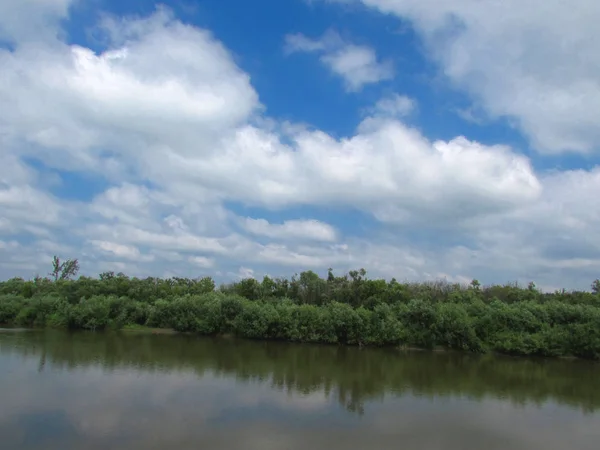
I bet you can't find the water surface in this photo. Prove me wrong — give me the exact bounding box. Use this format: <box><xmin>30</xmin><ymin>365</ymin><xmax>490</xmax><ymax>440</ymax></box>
<box><xmin>1</xmin><ymin>329</ymin><xmax>599</xmax><ymax>449</ymax></box>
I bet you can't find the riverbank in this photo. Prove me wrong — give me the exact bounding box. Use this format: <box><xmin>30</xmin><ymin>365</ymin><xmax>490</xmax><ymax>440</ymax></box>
<box><xmin>120</xmin><ymin>324</ymin><xmax>179</xmax><ymax>334</ymax></box>
<box><xmin>2</xmin><ymin>289</ymin><xmax>600</xmax><ymax>359</ymax></box>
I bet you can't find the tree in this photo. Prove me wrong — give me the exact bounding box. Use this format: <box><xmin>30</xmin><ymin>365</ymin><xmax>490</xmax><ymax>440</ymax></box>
<box><xmin>99</xmin><ymin>271</ymin><xmax>115</xmax><ymax>281</ymax></box>
<box><xmin>49</xmin><ymin>255</ymin><xmax>80</xmax><ymax>282</ymax></box>
<box><xmin>592</xmin><ymin>279</ymin><xmax>600</xmax><ymax>295</ymax></box>
<box><xmin>327</xmin><ymin>268</ymin><xmax>335</xmax><ymax>283</ymax></box>
<box><xmin>470</xmin><ymin>279</ymin><xmax>481</xmax><ymax>290</ymax></box>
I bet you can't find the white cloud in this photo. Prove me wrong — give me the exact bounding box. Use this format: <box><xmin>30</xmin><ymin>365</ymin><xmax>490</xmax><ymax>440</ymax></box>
<box><xmin>284</xmin><ymin>32</ymin><xmax>330</xmax><ymax>53</ymax></box>
<box><xmin>0</xmin><ymin>6</ymin><xmax>259</xmax><ymax>171</ymax></box>
<box><xmin>0</xmin><ymin>240</ymin><xmax>19</xmax><ymax>251</ymax></box>
<box><xmin>0</xmin><ymin>150</ymin><xmax>70</xmax><ymax>235</ymax></box>
<box><xmin>368</xmin><ymin>94</ymin><xmax>416</xmax><ymax>118</ymax></box>
<box><xmin>0</xmin><ymin>185</ymin><xmax>64</xmax><ymax>226</ymax></box>
<box><xmin>0</xmin><ymin>0</ymin><xmax>74</xmax><ymax>44</ymax></box>
<box><xmin>0</xmin><ymin>5</ymin><xmax>599</xmax><ymax>290</ymax></box>
<box><xmin>284</xmin><ymin>30</ymin><xmax>393</xmax><ymax>91</ymax></box>
<box><xmin>241</xmin><ymin>218</ymin><xmax>337</xmax><ymax>242</ymax></box>
<box><xmin>179</xmin><ymin>121</ymin><xmax>541</xmax><ymax>222</ymax></box>
<box><xmin>1</xmin><ymin>8</ymin><xmax>540</xmax><ymax>227</ymax></box>
<box><xmin>236</xmin><ymin>267</ymin><xmax>255</xmax><ymax>279</ymax></box>
<box><xmin>87</xmin><ymin>223</ymin><xmax>229</xmax><ymax>255</ymax></box>
<box><xmin>326</xmin><ymin>0</ymin><xmax>600</xmax><ymax>153</ymax></box>
<box><xmin>188</xmin><ymin>256</ymin><xmax>215</xmax><ymax>269</ymax></box>
<box><xmin>89</xmin><ymin>240</ymin><xmax>154</xmax><ymax>262</ymax></box>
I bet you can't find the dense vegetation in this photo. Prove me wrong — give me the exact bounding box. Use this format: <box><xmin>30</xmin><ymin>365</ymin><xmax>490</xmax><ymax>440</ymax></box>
<box><xmin>2</xmin><ymin>259</ymin><xmax>600</xmax><ymax>359</ymax></box>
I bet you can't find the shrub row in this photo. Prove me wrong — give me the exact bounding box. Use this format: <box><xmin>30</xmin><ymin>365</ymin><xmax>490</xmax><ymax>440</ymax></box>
<box><xmin>2</xmin><ymin>292</ymin><xmax>600</xmax><ymax>359</ymax></box>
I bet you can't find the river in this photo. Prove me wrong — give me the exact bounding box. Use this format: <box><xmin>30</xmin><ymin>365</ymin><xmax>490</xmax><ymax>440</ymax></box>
<box><xmin>1</xmin><ymin>328</ymin><xmax>599</xmax><ymax>449</ymax></box>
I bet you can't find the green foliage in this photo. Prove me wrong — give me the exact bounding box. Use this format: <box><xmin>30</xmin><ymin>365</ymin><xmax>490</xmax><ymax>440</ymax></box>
<box><xmin>49</xmin><ymin>255</ymin><xmax>80</xmax><ymax>282</ymax></box>
<box><xmin>326</xmin><ymin>302</ymin><xmax>368</xmax><ymax>345</ymax></box>
<box><xmin>167</xmin><ymin>295</ymin><xmax>225</xmax><ymax>333</ymax></box>
<box><xmin>433</xmin><ymin>302</ymin><xmax>483</xmax><ymax>352</ymax></box>
<box><xmin>235</xmin><ymin>301</ymin><xmax>276</xmax><ymax>339</ymax></box>
<box><xmin>146</xmin><ymin>300</ymin><xmax>172</xmax><ymax>329</ymax></box>
<box><xmin>289</xmin><ymin>304</ymin><xmax>336</xmax><ymax>343</ymax></box>
<box><xmin>3</xmin><ymin>268</ymin><xmax>600</xmax><ymax>359</ymax></box>
<box><xmin>398</xmin><ymin>299</ymin><xmax>438</xmax><ymax>349</ymax></box>
<box><xmin>566</xmin><ymin>320</ymin><xmax>600</xmax><ymax>359</ymax></box>
<box><xmin>69</xmin><ymin>296</ymin><xmax>112</xmax><ymax>330</ymax></box>
<box><xmin>365</xmin><ymin>303</ymin><xmax>405</xmax><ymax>346</ymax></box>
<box><xmin>0</xmin><ymin>294</ymin><xmax>21</xmax><ymax>323</ymax></box>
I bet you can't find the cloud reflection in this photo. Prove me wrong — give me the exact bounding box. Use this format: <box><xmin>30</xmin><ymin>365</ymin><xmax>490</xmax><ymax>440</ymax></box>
<box><xmin>1</xmin><ymin>330</ymin><xmax>600</xmax><ymax>449</ymax></box>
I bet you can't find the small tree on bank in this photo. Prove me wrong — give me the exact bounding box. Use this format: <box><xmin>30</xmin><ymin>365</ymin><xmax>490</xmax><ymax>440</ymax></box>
<box><xmin>49</xmin><ymin>256</ymin><xmax>80</xmax><ymax>282</ymax></box>
<box><xmin>592</xmin><ymin>279</ymin><xmax>600</xmax><ymax>295</ymax></box>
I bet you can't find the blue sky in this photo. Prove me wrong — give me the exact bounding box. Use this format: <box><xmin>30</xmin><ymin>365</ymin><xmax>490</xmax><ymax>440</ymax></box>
<box><xmin>1</xmin><ymin>0</ymin><xmax>600</xmax><ymax>290</ymax></box>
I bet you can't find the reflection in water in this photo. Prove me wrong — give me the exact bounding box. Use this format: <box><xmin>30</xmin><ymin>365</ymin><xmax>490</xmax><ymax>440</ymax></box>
<box><xmin>1</xmin><ymin>329</ymin><xmax>599</xmax><ymax>450</ymax></box>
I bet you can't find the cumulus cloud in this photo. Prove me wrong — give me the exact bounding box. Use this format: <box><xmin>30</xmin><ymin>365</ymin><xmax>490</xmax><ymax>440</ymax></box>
<box><xmin>0</xmin><ymin>0</ymin><xmax>74</xmax><ymax>44</ymax></box>
<box><xmin>241</xmin><ymin>218</ymin><xmax>338</xmax><ymax>242</ymax></box>
<box><xmin>0</xmin><ymin>4</ymin><xmax>600</xmax><ymax>289</ymax></box>
<box><xmin>324</xmin><ymin>0</ymin><xmax>600</xmax><ymax>153</ymax></box>
<box><xmin>89</xmin><ymin>240</ymin><xmax>155</xmax><ymax>263</ymax></box>
<box><xmin>284</xmin><ymin>30</ymin><xmax>394</xmax><ymax>91</ymax></box>
<box><xmin>179</xmin><ymin>121</ymin><xmax>541</xmax><ymax>222</ymax></box>
<box><xmin>0</xmin><ymin>6</ymin><xmax>259</xmax><ymax>172</ymax></box>
<box><xmin>189</xmin><ymin>256</ymin><xmax>215</xmax><ymax>269</ymax></box>
<box><xmin>0</xmin><ymin>151</ymin><xmax>71</xmax><ymax>237</ymax></box>
<box><xmin>368</xmin><ymin>94</ymin><xmax>416</xmax><ymax>118</ymax></box>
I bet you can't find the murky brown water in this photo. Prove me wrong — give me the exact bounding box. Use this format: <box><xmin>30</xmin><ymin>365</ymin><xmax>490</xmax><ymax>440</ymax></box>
<box><xmin>1</xmin><ymin>328</ymin><xmax>600</xmax><ymax>450</ymax></box>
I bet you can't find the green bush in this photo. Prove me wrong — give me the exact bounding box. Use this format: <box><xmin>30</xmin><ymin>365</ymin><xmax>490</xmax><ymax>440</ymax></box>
<box><xmin>0</xmin><ymin>294</ymin><xmax>21</xmax><ymax>324</ymax></box>
<box><xmin>288</xmin><ymin>304</ymin><xmax>336</xmax><ymax>343</ymax></box>
<box><xmin>147</xmin><ymin>299</ymin><xmax>172</xmax><ymax>329</ymax></box>
<box><xmin>194</xmin><ymin>294</ymin><xmax>225</xmax><ymax>335</ymax></box>
<box><xmin>566</xmin><ymin>321</ymin><xmax>600</xmax><ymax>359</ymax></box>
<box><xmin>433</xmin><ymin>303</ymin><xmax>483</xmax><ymax>352</ymax></box>
<box><xmin>234</xmin><ymin>301</ymin><xmax>277</xmax><ymax>339</ymax></box>
<box><xmin>168</xmin><ymin>296</ymin><xmax>206</xmax><ymax>332</ymax></box>
<box><xmin>400</xmin><ymin>299</ymin><xmax>438</xmax><ymax>349</ymax></box>
<box><xmin>70</xmin><ymin>296</ymin><xmax>112</xmax><ymax>330</ymax></box>
<box><xmin>365</xmin><ymin>303</ymin><xmax>405</xmax><ymax>346</ymax></box>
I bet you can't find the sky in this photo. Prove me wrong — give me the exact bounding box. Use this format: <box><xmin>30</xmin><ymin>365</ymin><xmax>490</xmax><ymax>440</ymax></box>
<box><xmin>1</xmin><ymin>0</ymin><xmax>599</xmax><ymax>290</ymax></box>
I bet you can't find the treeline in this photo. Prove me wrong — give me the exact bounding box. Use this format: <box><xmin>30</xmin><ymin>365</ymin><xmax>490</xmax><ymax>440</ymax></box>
<box><xmin>3</xmin><ymin>268</ymin><xmax>600</xmax><ymax>306</ymax></box>
<box><xmin>1</xmin><ymin>268</ymin><xmax>600</xmax><ymax>359</ymax></box>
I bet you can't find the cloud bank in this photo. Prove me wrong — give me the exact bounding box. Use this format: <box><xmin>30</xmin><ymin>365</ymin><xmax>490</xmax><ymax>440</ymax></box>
<box><xmin>1</xmin><ymin>1</ymin><xmax>599</xmax><ymax>290</ymax></box>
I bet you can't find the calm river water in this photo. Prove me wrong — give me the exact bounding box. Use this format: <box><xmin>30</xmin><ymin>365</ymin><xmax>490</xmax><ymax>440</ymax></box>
<box><xmin>1</xmin><ymin>329</ymin><xmax>600</xmax><ymax>449</ymax></box>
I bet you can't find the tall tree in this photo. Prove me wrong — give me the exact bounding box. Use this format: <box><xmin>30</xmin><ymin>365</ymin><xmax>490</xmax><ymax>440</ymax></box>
<box><xmin>49</xmin><ymin>255</ymin><xmax>80</xmax><ymax>282</ymax></box>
